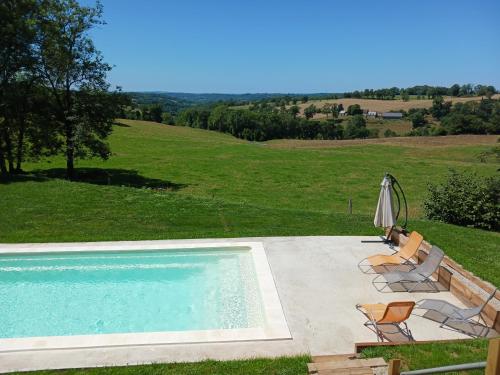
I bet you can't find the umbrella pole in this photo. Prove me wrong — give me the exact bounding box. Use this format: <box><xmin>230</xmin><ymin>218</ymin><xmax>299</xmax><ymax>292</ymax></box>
<box><xmin>362</xmin><ymin>173</ymin><xmax>408</xmax><ymax>244</ymax></box>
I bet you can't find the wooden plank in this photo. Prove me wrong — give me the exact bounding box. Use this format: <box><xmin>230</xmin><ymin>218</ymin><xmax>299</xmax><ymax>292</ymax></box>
<box><xmin>309</xmin><ymin>358</ymin><xmax>386</xmax><ymax>372</ymax></box>
<box><xmin>486</xmin><ymin>338</ymin><xmax>500</xmax><ymax>375</ymax></box>
<box><xmin>313</xmin><ymin>354</ymin><xmax>358</xmax><ymax>363</ymax></box>
<box><xmin>388</xmin><ymin>359</ymin><xmax>401</xmax><ymax>375</ymax></box>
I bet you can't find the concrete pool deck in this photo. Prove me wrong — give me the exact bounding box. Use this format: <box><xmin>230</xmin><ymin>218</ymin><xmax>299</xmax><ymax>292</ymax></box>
<box><xmin>0</xmin><ymin>236</ymin><xmax>475</xmax><ymax>373</ymax></box>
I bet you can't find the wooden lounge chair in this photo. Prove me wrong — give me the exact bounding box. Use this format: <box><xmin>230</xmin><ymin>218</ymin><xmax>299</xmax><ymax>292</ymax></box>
<box><xmin>372</xmin><ymin>246</ymin><xmax>444</xmax><ymax>292</ymax></box>
<box><xmin>358</xmin><ymin>231</ymin><xmax>423</xmax><ymax>273</ymax></box>
<box><xmin>415</xmin><ymin>288</ymin><xmax>498</xmax><ymax>336</ymax></box>
<box><xmin>356</xmin><ymin>301</ymin><xmax>415</xmax><ymax>342</ymax></box>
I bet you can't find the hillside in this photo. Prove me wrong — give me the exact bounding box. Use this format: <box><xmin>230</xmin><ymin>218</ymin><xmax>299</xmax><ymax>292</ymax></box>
<box><xmin>1</xmin><ymin>119</ymin><xmax>498</xmax><ymax>284</ymax></box>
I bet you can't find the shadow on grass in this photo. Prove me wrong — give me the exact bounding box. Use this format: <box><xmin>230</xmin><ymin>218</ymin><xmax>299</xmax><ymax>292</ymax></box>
<box><xmin>0</xmin><ymin>167</ymin><xmax>186</xmax><ymax>191</ymax></box>
<box><xmin>113</xmin><ymin>121</ymin><xmax>131</xmax><ymax>127</ymax></box>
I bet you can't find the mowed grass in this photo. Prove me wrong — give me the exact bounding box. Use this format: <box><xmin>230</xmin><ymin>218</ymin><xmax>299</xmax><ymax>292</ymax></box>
<box><xmin>0</xmin><ymin>119</ymin><xmax>499</xmax><ymax>285</ymax></box>
<box><xmin>9</xmin><ymin>355</ymin><xmax>311</xmax><ymax>375</ymax></box>
<box><xmin>361</xmin><ymin>339</ymin><xmax>489</xmax><ymax>374</ymax></box>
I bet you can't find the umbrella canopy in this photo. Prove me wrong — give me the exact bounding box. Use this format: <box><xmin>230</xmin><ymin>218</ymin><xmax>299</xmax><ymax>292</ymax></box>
<box><xmin>374</xmin><ymin>175</ymin><xmax>396</xmax><ymax>228</ymax></box>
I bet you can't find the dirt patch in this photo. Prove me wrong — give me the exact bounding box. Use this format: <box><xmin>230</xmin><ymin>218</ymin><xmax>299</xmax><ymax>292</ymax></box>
<box><xmin>267</xmin><ymin>135</ymin><xmax>499</xmax><ymax>149</ymax></box>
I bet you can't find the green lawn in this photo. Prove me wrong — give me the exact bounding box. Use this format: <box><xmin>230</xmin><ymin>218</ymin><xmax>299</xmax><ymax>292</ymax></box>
<box><xmin>1</xmin><ymin>119</ymin><xmax>498</xmax><ymax>284</ymax></box>
<box><xmin>361</xmin><ymin>339</ymin><xmax>489</xmax><ymax>374</ymax></box>
<box><xmin>10</xmin><ymin>356</ymin><xmax>311</xmax><ymax>375</ymax></box>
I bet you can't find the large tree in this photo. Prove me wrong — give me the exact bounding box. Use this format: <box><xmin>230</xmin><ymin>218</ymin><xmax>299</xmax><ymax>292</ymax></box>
<box><xmin>36</xmin><ymin>0</ymin><xmax>119</xmax><ymax>179</ymax></box>
<box><xmin>0</xmin><ymin>0</ymin><xmax>38</xmax><ymax>175</ymax></box>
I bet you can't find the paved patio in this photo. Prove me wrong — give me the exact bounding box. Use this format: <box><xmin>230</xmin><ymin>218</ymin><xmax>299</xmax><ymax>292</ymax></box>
<box><xmin>0</xmin><ymin>236</ymin><xmax>473</xmax><ymax>372</ymax></box>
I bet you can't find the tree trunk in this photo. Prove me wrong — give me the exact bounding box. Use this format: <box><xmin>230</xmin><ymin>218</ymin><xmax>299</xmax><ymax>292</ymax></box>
<box><xmin>65</xmin><ymin>121</ymin><xmax>75</xmax><ymax>180</ymax></box>
<box><xmin>1</xmin><ymin>127</ymin><xmax>14</xmax><ymax>173</ymax></box>
<box><xmin>15</xmin><ymin>120</ymin><xmax>25</xmax><ymax>172</ymax></box>
<box><xmin>0</xmin><ymin>147</ymin><xmax>7</xmax><ymax>176</ymax></box>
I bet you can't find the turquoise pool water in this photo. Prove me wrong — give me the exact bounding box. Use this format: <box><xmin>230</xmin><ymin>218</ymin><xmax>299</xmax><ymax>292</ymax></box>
<box><xmin>0</xmin><ymin>247</ymin><xmax>264</xmax><ymax>338</ymax></box>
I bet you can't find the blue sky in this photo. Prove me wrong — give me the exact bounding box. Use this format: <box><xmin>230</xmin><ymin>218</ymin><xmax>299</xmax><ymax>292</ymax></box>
<box><xmin>87</xmin><ymin>0</ymin><xmax>500</xmax><ymax>93</ymax></box>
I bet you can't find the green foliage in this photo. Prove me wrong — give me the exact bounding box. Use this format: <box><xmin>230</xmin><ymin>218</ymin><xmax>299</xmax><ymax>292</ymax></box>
<box><xmin>346</xmin><ymin>104</ymin><xmax>363</xmax><ymax>115</ymax></box>
<box><xmin>384</xmin><ymin>129</ymin><xmax>397</xmax><ymax>137</ymax></box>
<box><xmin>303</xmin><ymin>104</ymin><xmax>317</xmax><ymax>119</ymax></box>
<box><xmin>177</xmin><ymin>106</ymin><xmax>345</xmax><ymax>141</ymax></box>
<box><xmin>408</xmin><ymin>108</ymin><xmax>428</xmax><ymax>128</ymax></box>
<box><xmin>423</xmin><ymin>169</ymin><xmax>500</xmax><ymax>230</ymax></box>
<box><xmin>440</xmin><ymin>99</ymin><xmax>500</xmax><ymax>135</ymax></box>
<box><xmin>288</xmin><ymin>105</ymin><xmax>300</xmax><ymax>118</ymax></box>
<box><xmin>430</xmin><ymin>96</ymin><xmax>452</xmax><ymax>119</ymax></box>
<box><xmin>344</xmin><ymin>115</ymin><xmax>370</xmax><ymax>139</ymax></box>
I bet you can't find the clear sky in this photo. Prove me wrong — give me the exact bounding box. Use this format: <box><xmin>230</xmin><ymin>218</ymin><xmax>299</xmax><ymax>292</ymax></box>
<box><xmin>86</xmin><ymin>0</ymin><xmax>500</xmax><ymax>93</ymax></box>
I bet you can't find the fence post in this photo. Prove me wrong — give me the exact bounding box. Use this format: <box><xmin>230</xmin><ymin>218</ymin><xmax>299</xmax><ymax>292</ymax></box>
<box><xmin>388</xmin><ymin>359</ymin><xmax>401</xmax><ymax>375</ymax></box>
<box><xmin>486</xmin><ymin>338</ymin><xmax>500</xmax><ymax>375</ymax></box>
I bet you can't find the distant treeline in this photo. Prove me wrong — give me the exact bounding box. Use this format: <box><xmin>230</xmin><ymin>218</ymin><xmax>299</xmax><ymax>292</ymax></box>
<box><xmin>343</xmin><ymin>84</ymin><xmax>497</xmax><ymax>101</ymax></box>
<box><xmin>175</xmin><ymin>106</ymin><xmax>376</xmax><ymax>141</ymax></box>
<box><xmin>405</xmin><ymin>98</ymin><xmax>500</xmax><ymax>136</ymax></box>
<box><xmin>126</xmin><ymin>92</ymin><xmax>340</xmax><ymax>114</ymax></box>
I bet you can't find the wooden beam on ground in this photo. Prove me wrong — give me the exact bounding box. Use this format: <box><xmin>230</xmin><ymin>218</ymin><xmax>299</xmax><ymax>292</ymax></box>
<box><xmin>388</xmin><ymin>359</ymin><xmax>401</xmax><ymax>375</ymax></box>
<box><xmin>308</xmin><ymin>357</ymin><xmax>386</xmax><ymax>373</ymax></box>
<box><xmin>486</xmin><ymin>338</ymin><xmax>500</xmax><ymax>375</ymax></box>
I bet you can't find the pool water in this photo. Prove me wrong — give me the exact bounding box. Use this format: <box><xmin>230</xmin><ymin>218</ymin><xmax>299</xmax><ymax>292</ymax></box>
<box><xmin>0</xmin><ymin>247</ymin><xmax>264</xmax><ymax>338</ymax></box>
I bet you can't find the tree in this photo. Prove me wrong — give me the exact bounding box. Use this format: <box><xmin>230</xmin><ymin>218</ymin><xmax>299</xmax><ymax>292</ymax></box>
<box><xmin>304</xmin><ymin>104</ymin><xmax>317</xmax><ymax>119</ymax></box>
<box><xmin>486</xmin><ymin>86</ymin><xmax>496</xmax><ymax>99</ymax></box>
<box><xmin>401</xmin><ymin>90</ymin><xmax>410</xmax><ymax>102</ymax></box>
<box><xmin>0</xmin><ymin>0</ymin><xmax>38</xmax><ymax>175</ymax></box>
<box><xmin>347</xmin><ymin>104</ymin><xmax>363</xmax><ymax>116</ymax></box>
<box><xmin>149</xmin><ymin>104</ymin><xmax>163</xmax><ymax>123</ymax></box>
<box><xmin>36</xmin><ymin>0</ymin><xmax>121</xmax><ymax>179</ymax></box>
<box><xmin>344</xmin><ymin>115</ymin><xmax>369</xmax><ymax>139</ymax></box>
<box><xmin>409</xmin><ymin>110</ymin><xmax>427</xmax><ymax>128</ymax></box>
<box><xmin>288</xmin><ymin>105</ymin><xmax>300</xmax><ymax>118</ymax></box>
<box><xmin>161</xmin><ymin>112</ymin><xmax>173</xmax><ymax>125</ymax></box>
<box><xmin>301</xmin><ymin>96</ymin><xmax>308</xmax><ymax>103</ymax></box>
<box><xmin>430</xmin><ymin>96</ymin><xmax>451</xmax><ymax>119</ymax></box>
<box><xmin>449</xmin><ymin>84</ymin><xmax>460</xmax><ymax>97</ymax></box>
<box><xmin>321</xmin><ymin>103</ymin><xmax>332</xmax><ymax>118</ymax></box>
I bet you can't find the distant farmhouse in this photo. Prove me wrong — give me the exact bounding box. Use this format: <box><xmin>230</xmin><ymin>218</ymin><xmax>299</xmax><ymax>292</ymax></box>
<box><xmin>382</xmin><ymin>112</ymin><xmax>403</xmax><ymax>119</ymax></box>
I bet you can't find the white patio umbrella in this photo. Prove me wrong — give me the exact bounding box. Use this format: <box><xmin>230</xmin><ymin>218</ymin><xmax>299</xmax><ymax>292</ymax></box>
<box><xmin>373</xmin><ymin>175</ymin><xmax>396</xmax><ymax>228</ymax></box>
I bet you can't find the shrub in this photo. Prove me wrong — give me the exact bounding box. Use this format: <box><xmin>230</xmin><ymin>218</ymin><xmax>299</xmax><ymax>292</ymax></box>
<box><xmin>384</xmin><ymin>129</ymin><xmax>397</xmax><ymax>137</ymax></box>
<box><xmin>423</xmin><ymin>170</ymin><xmax>500</xmax><ymax>230</ymax></box>
<box><xmin>406</xmin><ymin>126</ymin><xmax>430</xmax><ymax>136</ymax></box>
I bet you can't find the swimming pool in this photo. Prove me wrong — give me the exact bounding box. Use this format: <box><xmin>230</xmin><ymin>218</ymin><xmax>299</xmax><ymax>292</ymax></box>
<box><xmin>0</xmin><ymin>241</ymin><xmax>290</xmax><ymax>351</ymax></box>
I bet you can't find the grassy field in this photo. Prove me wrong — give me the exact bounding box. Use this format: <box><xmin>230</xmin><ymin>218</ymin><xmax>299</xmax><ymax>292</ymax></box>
<box><xmin>1</xmin><ymin>119</ymin><xmax>498</xmax><ymax>285</ymax></box>
<box><xmin>1</xmin><ymin>119</ymin><xmax>499</xmax><ymax>282</ymax></box>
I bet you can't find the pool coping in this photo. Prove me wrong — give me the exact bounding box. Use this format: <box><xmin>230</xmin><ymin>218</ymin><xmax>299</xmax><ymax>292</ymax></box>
<box><xmin>0</xmin><ymin>240</ymin><xmax>291</xmax><ymax>352</ymax></box>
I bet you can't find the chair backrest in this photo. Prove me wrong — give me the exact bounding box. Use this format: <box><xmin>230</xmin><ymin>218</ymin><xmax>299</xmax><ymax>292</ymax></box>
<box><xmin>378</xmin><ymin>301</ymin><xmax>415</xmax><ymax>324</ymax></box>
<box><xmin>414</xmin><ymin>246</ymin><xmax>444</xmax><ymax>278</ymax></box>
<box><xmin>462</xmin><ymin>288</ymin><xmax>498</xmax><ymax>318</ymax></box>
<box><xmin>398</xmin><ymin>231</ymin><xmax>424</xmax><ymax>260</ymax></box>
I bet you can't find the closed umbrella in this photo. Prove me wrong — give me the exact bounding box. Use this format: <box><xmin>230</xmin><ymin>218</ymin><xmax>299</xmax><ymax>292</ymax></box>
<box><xmin>373</xmin><ymin>175</ymin><xmax>395</xmax><ymax>228</ymax></box>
